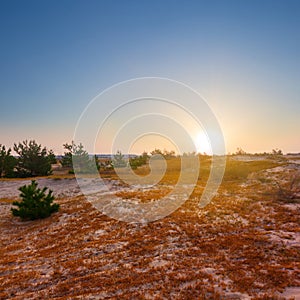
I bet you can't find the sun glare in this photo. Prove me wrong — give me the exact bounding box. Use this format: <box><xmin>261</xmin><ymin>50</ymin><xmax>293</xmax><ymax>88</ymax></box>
<box><xmin>194</xmin><ymin>132</ymin><xmax>211</xmax><ymax>155</ymax></box>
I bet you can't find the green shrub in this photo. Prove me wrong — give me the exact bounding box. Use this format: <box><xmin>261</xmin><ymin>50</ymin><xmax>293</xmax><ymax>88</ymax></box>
<box><xmin>129</xmin><ymin>153</ymin><xmax>148</xmax><ymax>169</ymax></box>
<box><xmin>11</xmin><ymin>180</ymin><xmax>59</xmax><ymax>220</ymax></box>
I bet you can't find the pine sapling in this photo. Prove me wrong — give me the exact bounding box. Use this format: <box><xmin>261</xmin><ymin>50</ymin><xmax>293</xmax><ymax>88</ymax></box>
<box><xmin>11</xmin><ymin>180</ymin><xmax>59</xmax><ymax>220</ymax></box>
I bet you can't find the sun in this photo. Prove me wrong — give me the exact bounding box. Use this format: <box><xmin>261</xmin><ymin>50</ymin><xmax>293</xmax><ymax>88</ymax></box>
<box><xmin>194</xmin><ymin>131</ymin><xmax>212</xmax><ymax>155</ymax></box>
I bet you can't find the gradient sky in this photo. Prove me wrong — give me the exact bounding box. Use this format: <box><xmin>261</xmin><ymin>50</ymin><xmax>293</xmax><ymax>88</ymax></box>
<box><xmin>0</xmin><ymin>0</ymin><xmax>299</xmax><ymax>154</ymax></box>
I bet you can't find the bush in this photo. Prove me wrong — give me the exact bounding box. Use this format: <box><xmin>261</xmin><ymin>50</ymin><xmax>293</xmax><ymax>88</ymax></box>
<box><xmin>129</xmin><ymin>152</ymin><xmax>148</xmax><ymax>169</ymax></box>
<box><xmin>275</xmin><ymin>174</ymin><xmax>300</xmax><ymax>203</ymax></box>
<box><xmin>11</xmin><ymin>180</ymin><xmax>59</xmax><ymax>220</ymax></box>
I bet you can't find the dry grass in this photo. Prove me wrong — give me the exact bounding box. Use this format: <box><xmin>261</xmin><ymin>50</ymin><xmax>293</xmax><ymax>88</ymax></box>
<box><xmin>0</xmin><ymin>158</ymin><xmax>299</xmax><ymax>299</ymax></box>
<box><xmin>116</xmin><ymin>187</ymin><xmax>172</xmax><ymax>203</ymax></box>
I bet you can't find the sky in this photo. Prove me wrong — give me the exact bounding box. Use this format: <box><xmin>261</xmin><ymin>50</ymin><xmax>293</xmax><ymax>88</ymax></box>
<box><xmin>0</xmin><ymin>0</ymin><xmax>299</xmax><ymax>155</ymax></box>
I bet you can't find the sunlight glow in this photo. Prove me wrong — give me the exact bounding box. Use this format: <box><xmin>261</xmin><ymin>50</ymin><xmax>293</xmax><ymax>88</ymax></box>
<box><xmin>194</xmin><ymin>132</ymin><xmax>212</xmax><ymax>155</ymax></box>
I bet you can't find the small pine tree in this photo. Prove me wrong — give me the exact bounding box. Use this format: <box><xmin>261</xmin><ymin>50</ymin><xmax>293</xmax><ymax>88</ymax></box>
<box><xmin>61</xmin><ymin>141</ymin><xmax>96</xmax><ymax>173</ymax></box>
<box><xmin>11</xmin><ymin>180</ymin><xmax>59</xmax><ymax>220</ymax></box>
<box><xmin>0</xmin><ymin>144</ymin><xmax>17</xmax><ymax>178</ymax></box>
<box><xmin>48</xmin><ymin>150</ymin><xmax>57</xmax><ymax>164</ymax></box>
<box><xmin>94</xmin><ymin>154</ymin><xmax>100</xmax><ymax>171</ymax></box>
<box><xmin>61</xmin><ymin>142</ymin><xmax>74</xmax><ymax>168</ymax></box>
<box><xmin>13</xmin><ymin>140</ymin><xmax>52</xmax><ymax>177</ymax></box>
<box><xmin>113</xmin><ymin>150</ymin><xmax>127</xmax><ymax>168</ymax></box>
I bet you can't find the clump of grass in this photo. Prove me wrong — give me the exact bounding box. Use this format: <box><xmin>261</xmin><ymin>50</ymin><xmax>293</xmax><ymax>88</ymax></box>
<box><xmin>258</xmin><ymin>177</ymin><xmax>272</xmax><ymax>184</ymax></box>
<box><xmin>223</xmin><ymin>160</ymin><xmax>279</xmax><ymax>182</ymax></box>
<box><xmin>116</xmin><ymin>187</ymin><xmax>172</xmax><ymax>203</ymax></box>
<box><xmin>275</xmin><ymin>173</ymin><xmax>300</xmax><ymax>203</ymax></box>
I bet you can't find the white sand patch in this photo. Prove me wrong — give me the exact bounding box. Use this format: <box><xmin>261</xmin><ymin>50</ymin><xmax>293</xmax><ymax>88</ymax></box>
<box><xmin>283</xmin><ymin>203</ymin><xmax>300</xmax><ymax>211</ymax></box>
<box><xmin>265</xmin><ymin>166</ymin><xmax>287</xmax><ymax>173</ymax></box>
<box><xmin>0</xmin><ymin>202</ymin><xmax>12</xmax><ymax>214</ymax></box>
<box><xmin>288</xmin><ymin>160</ymin><xmax>300</xmax><ymax>165</ymax></box>
<box><xmin>149</xmin><ymin>259</ymin><xmax>169</xmax><ymax>268</ymax></box>
<box><xmin>0</xmin><ymin>178</ymin><xmax>80</xmax><ymax>199</ymax></box>
<box><xmin>231</xmin><ymin>155</ymin><xmax>267</xmax><ymax>162</ymax></box>
<box><xmin>266</xmin><ymin>230</ymin><xmax>300</xmax><ymax>248</ymax></box>
<box><xmin>0</xmin><ymin>178</ymin><xmax>125</xmax><ymax>200</ymax></box>
<box><xmin>279</xmin><ymin>287</ymin><xmax>300</xmax><ymax>300</ymax></box>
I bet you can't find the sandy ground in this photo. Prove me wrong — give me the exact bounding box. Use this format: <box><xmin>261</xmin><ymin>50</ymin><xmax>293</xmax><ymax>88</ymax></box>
<box><xmin>0</xmin><ymin>177</ymin><xmax>116</xmax><ymax>199</ymax></box>
<box><xmin>0</xmin><ymin>162</ymin><xmax>299</xmax><ymax>299</ymax></box>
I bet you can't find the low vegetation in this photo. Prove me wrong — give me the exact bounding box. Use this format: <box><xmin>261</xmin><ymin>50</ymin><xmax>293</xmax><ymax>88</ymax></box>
<box><xmin>275</xmin><ymin>173</ymin><xmax>300</xmax><ymax>203</ymax></box>
<box><xmin>11</xmin><ymin>180</ymin><xmax>59</xmax><ymax>220</ymax></box>
<box><xmin>0</xmin><ymin>144</ymin><xmax>299</xmax><ymax>298</ymax></box>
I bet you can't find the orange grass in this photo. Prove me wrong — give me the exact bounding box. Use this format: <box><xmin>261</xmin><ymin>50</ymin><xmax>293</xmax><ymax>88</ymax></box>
<box><xmin>0</xmin><ymin>159</ymin><xmax>299</xmax><ymax>299</ymax></box>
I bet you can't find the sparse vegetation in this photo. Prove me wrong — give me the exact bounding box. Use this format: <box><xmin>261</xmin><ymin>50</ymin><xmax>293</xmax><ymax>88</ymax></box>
<box><xmin>275</xmin><ymin>173</ymin><xmax>300</xmax><ymax>203</ymax></box>
<box><xmin>223</xmin><ymin>159</ymin><xmax>279</xmax><ymax>181</ymax></box>
<box><xmin>150</xmin><ymin>148</ymin><xmax>176</xmax><ymax>159</ymax></box>
<box><xmin>272</xmin><ymin>148</ymin><xmax>283</xmax><ymax>156</ymax></box>
<box><xmin>129</xmin><ymin>152</ymin><xmax>148</xmax><ymax>169</ymax></box>
<box><xmin>11</xmin><ymin>180</ymin><xmax>59</xmax><ymax>220</ymax></box>
<box><xmin>1</xmin><ymin>149</ymin><xmax>299</xmax><ymax>299</ymax></box>
<box><xmin>234</xmin><ymin>147</ymin><xmax>247</xmax><ymax>155</ymax></box>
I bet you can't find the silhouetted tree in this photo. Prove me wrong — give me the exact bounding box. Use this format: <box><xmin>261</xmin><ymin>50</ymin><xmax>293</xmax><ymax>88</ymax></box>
<box><xmin>272</xmin><ymin>148</ymin><xmax>283</xmax><ymax>156</ymax></box>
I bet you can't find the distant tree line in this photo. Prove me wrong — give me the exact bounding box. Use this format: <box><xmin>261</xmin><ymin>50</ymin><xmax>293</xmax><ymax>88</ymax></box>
<box><xmin>2</xmin><ymin>139</ymin><xmax>221</xmax><ymax>178</ymax></box>
<box><xmin>231</xmin><ymin>147</ymin><xmax>283</xmax><ymax>156</ymax></box>
<box><xmin>150</xmin><ymin>148</ymin><xmax>176</xmax><ymax>159</ymax></box>
<box><xmin>0</xmin><ymin>140</ymin><xmax>149</xmax><ymax>178</ymax></box>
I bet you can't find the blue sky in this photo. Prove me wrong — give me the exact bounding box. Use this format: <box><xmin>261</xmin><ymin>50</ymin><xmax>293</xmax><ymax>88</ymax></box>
<box><xmin>0</xmin><ymin>0</ymin><xmax>299</xmax><ymax>154</ymax></box>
